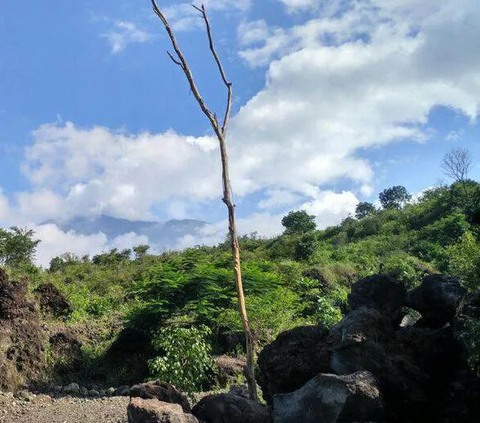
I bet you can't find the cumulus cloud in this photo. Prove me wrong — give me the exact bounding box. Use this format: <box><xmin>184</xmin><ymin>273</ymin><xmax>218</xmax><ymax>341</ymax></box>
<box><xmin>32</xmin><ymin>225</ymin><xmax>151</xmax><ymax>267</ymax></box>
<box><xmin>233</xmin><ymin>0</ymin><xmax>479</xmax><ymax>200</ymax></box>
<box><xmin>23</xmin><ymin>123</ymin><xmax>220</xmax><ymax>221</ymax></box>
<box><xmin>103</xmin><ymin>21</ymin><xmax>151</xmax><ymax>53</ymax></box>
<box><xmin>33</xmin><ymin>224</ymin><xmax>109</xmax><ymax>267</ymax></box>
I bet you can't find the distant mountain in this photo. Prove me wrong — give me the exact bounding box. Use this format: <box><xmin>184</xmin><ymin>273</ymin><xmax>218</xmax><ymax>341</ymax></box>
<box><xmin>44</xmin><ymin>215</ymin><xmax>209</xmax><ymax>250</ymax></box>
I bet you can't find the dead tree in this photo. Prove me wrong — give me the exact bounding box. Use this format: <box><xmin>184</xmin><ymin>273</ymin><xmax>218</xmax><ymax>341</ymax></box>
<box><xmin>442</xmin><ymin>147</ymin><xmax>473</xmax><ymax>200</ymax></box>
<box><xmin>151</xmin><ymin>0</ymin><xmax>258</xmax><ymax>401</ymax></box>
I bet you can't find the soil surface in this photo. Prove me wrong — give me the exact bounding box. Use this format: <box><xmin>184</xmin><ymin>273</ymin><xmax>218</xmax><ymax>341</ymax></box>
<box><xmin>0</xmin><ymin>392</ymin><xmax>129</xmax><ymax>423</ymax></box>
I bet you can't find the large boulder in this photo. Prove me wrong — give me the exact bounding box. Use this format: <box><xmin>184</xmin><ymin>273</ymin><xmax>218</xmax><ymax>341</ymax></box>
<box><xmin>128</xmin><ymin>398</ymin><xmax>198</xmax><ymax>423</ymax></box>
<box><xmin>383</xmin><ymin>326</ymin><xmax>461</xmax><ymax>422</ymax></box>
<box><xmin>214</xmin><ymin>355</ymin><xmax>246</xmax><ymax>388</ymax></box>
<box><xmin>348</xmin><ymin>274</ymin><xmax>407</xmax><ymax>318</ymax></box>
<box><xmin>329</xmin><ymin>308</ymin><xmax>394</xmax><ymax>376</ymax></box>
<box><xmin>33</xmin><ymin>283</ymin><xmax>72</xmax><ymax>318</ymax></box>
<box><xmin>257</xmin><ymin>326</ymin><xmax>330</xmax><ymax>403</ymax></box>
<box><xmin>48</xmin><ymin>331</ymin><xmax>84</xmax><ymax>375</ymax></box>
<box><xmin>192</xmin><ymin>393</ymin><xmax>271</xmax><ymax>423</ymax></box>
<box><xmin>130</xmin><ymin>381</ymin><xmax>191</xmax><ymax>413</ymax></box>
<box><xmin>408</xmin><ymin>274</ymin><xmax>466</xmax><ymax>328</ymax></box>
<box><xmin>273</xmin><ymin>371</ymin><xmax>384</xmax><ymax>423</ymax></box>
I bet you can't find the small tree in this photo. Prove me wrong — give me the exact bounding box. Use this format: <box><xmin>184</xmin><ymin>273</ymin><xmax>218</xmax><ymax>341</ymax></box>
<box><xmin>282</xmin><ymin>210</ymin><xmax>317</xmax><ymax>235</ymax></box>
<box><xmin>355</xmin><ymin>202</ymin><xmax>376</xmax><ymax>219</ymax></box>
<box><xmin>379</xmin><ymin>186</ymin><xmax>411</xmax><ymax>210</ymax></box>
<box><xmin>133</xmin><ymin>244</ymin><xmax>150</xmax><ymax>260</ymax></box>
<box><xmin>0</xmin><ymin>227</ymin><xmax>40</xmax><ymax>266</ymax></box>
<box><xmin>151</xmin><ymin>1</ymin><xmax>257</xmax><ymax>400</ymax></box>
<box><xmin>294</xmin><ymin>232</ymin><xmax>318</xmax><ymax>261</ymax></box>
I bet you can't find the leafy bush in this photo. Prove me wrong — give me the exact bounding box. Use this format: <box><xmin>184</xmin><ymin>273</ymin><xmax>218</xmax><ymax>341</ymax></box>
<box><xmin>447</xmin><ymin>231</ymin><xmax>480</xmax><ymax>291</ymax></box>
<box><xmin>312</xmin><ymin>286</ymin><xmax>348</xmax><ymax>329</ymax></box>
<box><xmin>294</xmin><ymin>232</ymin><xmax>318</xmax><ymax>261</ymax></box>
<box><xmin>216</xmin><ymin>288</ymin><xmax>306</xmax><ymax>348</ymax></box>
<box><xmin>382</xmin><ymin>252</ymin><xmax>433</xmax><ymax>290</ymax></box>
<box><xmin>148</xmin><ymin>325</ymin><xmax>214</xmax><ymax>396</ymax></box>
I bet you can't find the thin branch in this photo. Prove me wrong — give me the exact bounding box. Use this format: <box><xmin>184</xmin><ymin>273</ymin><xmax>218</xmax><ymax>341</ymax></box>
<box><xmin>167</xmin><ymin>51</ymin><xmax>182</xmax><ymax>67</ymax></box>
<box><xmin>195</xmin><ymin>4</ymin><xmax>233</xmax><ymax>135</ymax></box>
<box><xmin>151</xmin><ymin>0</ymin><xmax>220</xmax><ymax>134</ymax></box>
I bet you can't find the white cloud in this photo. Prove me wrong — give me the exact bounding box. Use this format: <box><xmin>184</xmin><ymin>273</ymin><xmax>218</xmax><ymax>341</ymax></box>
<box><xmin>276</xmin><ymin>0</ymin><xmax>319</xmax><ymax>13</ymax></box>
<box><xmin>23</xmin><ymin>123</ymin><xmax>220</xmax><ymax>221</ymax></box>
<box><xmin>110</xmin><ymin>232</ymin><xmax>150</xmax><ymax>251</ymax></box>
<box><xmin>103</xmin><ymin>21</ymin><xmax>151</xmax><ymax>53</ymax></box>
<box><xmin>33</xmin><ymin>224</ymin><xmax>109</xmax><ymax>267</ymax></box>
<box><xmin>445</xmin><ymin>129</ymin><xmax>465</xmax><ymax>142</ymax></box>
<box><xmin>232</xmin><ymin>0</ymin><xmax>480</xmax><ymax>200</ymax></box>
<box><xmin>301</xmin><ymin>190</ymin><xmax>359</xmax><ymax>227</ymax></box>
<box><xmin>177</xmin><ymin>190</ymin><xmax>358</xmax><ymax>249</ymax></box>
<box><xmin>258</xmin><ymin>189</ymin><xmax>302</xmax><ymax>210</ymax></box>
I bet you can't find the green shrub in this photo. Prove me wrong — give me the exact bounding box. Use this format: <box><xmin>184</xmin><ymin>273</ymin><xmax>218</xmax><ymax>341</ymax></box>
<box><xmin>148</xmin><ymin>325</ymin><xmax>214</xmax><ymax>397</ymax></box>
<box><xmin>312</xmin><ymin>286</ymin><xmax>347</xmax><ymax>329</ymax></box>
<box><xmin>447</xmin><ymin>231</ymin><xmax>480</xmax><ymax>291</ymax></box>
<box><xmin>216</xmin><ymin>288</ymin><xmax>305</xmax><ymax>348</ymax></box>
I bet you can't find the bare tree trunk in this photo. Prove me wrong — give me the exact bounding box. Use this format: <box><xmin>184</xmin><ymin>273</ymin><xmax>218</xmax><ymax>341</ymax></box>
<box><xmin>151</xmin><ymin>0</ymin><xmax>258</xmax><ymax>401</ymax></box>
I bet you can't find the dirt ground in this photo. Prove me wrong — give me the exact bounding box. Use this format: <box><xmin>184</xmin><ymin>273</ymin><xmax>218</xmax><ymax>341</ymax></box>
<box><xmin>0</xmin><ymin>392</ymin><xmax>129</xmax><ymax>423</ymax></box>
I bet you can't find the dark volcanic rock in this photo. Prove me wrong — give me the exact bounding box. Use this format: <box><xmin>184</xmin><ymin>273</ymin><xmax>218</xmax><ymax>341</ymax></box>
<box><xmin>273</xmin><ymin>371</ymin><xmax>384</xmax><ymax>423</ymax></box>
<box><xmin>0</xmin><ymin>270</ymin><xmax>46</xmax><ymax>392</ymax></box>
<box><xmin>408</xmin><ymin>274</ymin><xmax>466</xmax><ymax>328</ymax></box>
<box><xmin>128</xmin><ymin>398</ymin><xmax>198</xmax><ymax>423</ymax></box>
<box><xmin>33</xmin><ymin>283</ymin><xmax>73</xmax><ymax>318</ymax></box>
<box><xmin>348</xmin><ymin>274</ymin><xmax>407</xmax><ymax>318</ymax></box>
<box><xmin>130</xmin><ymin>381</ymin><xmax>191</xmax><ymax>413</ymax></box>
<box><xmin>192</xmin><ymin>393</ymin><xmax>271</xmax><ymax>423</ymax></box>
<box><xmin>328</xmin><ymin>308</ymin><xmax>394</xmax><ymax>376</ymax></box>
<box><xmin>214</xmin><ymin>355</ymin><xmax>246</xmax><ymax>388</ymax></box>
<box><xmin>257</xmin><ymin>326</ymin><xmax>330</xmax><ymax>404</ymax></box>
<box><xmin>48</xmin><ymin>331</ymin><xmax>84</xmax><ymax>374</ymax></box>
<box><xmin>106</xmin><ymin>328</ymin><xmax>153</xmax><ymax>385</ymax></box>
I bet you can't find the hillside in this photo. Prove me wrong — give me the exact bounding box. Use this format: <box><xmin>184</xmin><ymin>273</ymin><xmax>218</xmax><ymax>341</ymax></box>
<box><xmin>0</xmin><ymin>180</ymin><xmax>479</xmax><ymax>421</ymax></box>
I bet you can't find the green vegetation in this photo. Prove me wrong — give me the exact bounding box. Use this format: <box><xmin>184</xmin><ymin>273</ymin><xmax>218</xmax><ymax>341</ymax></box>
<box><xmin>2</xmin><ymin>180</ymin><xmax>480</xmax><ymax>389</ymax></box>
<box><xmin>149</xmin><ymin>324</ymin><xmax>214</xmax><ymax>397</ymax></box>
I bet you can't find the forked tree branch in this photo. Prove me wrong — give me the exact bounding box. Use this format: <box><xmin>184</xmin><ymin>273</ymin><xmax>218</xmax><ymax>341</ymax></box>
<box><xmin>151</xmin><ymin>0</ymin><xmax>232</xmax><ymax>137</ymax></box>
<box><xmin>151</xmin><ymin>0</ymin><xmax>219</xmax><ymax>132</ymax></box>
<box><xmin>192</xmin><ymin>4</ymin><xmax>233</xmax><ymax>135</ymax></box>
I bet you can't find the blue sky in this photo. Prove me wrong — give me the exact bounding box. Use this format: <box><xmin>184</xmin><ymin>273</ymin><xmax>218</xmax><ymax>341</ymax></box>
<box><xmin>0</xmin><ymin>0</ymin><xmax>479</xmax><ymax>264</ymax></box>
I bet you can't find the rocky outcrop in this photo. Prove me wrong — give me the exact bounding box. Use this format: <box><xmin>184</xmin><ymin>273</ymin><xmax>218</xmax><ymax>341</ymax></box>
<box><xmin>33</xmin><ymin>283</ymin><xmax>72</xmax><ymax>318</ymax></box>
<box><xmin>348</xmin><ymin>274</ymin><xmax>407</xmax><ymax>319</ymax></box>
<box><xmin>128</xmin><ymin>398</ymin><xmax>198</xmax><ymax>423</ymax></box>
<box><xmin>257</xmin><ymin>325</ymin><xmax>330</xmax><ymax>403</ymax></box>
<box><xmin>408</xmin><ymin>274</ymin><xmax>466</xmax><ymax>328</ymax></box>
<box><xmin>256</xmin><ymin>272</ymin><xmax>479</xmax><ymax>423</ymax></box>
<box><xmin>48</xmin><ymin>331</ymin><xmax>84</xmax><ymax>375</ymax></box>
<box><xmin>273</xmin><ymin>371</ymin><xmax>384</xmax><ymax>423</ymax></box>
<box><xmin>214</xmin><ymin>355</ymin><xmax>246</xmax><ymax>388</ymax></box>
<box><xmin>0</xmin><ymin>270</ymin><xmax>46</xmax><ymax>392</ymax></box>
<box><xmin>192</xmin><ymin>393</ymin><xmax>271</xmax><ymax>423</ymax></box>
<box><xmin>130</xmin><ymin>381</ymin><xmax>191</xmax><ymax>413</ymax></box>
